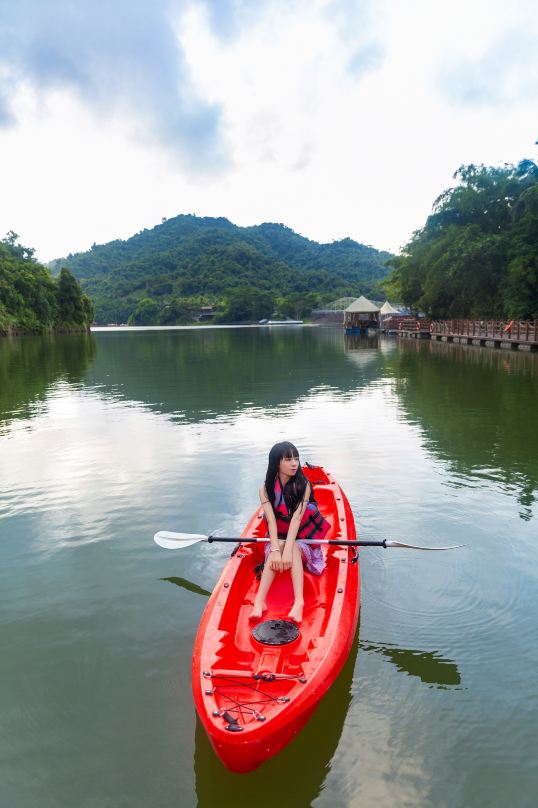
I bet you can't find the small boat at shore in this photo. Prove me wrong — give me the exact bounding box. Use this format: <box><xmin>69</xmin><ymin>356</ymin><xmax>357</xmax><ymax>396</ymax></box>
<box><xmin>192</xmin><ymin>464</ymin><xmax>360</xmax><ymax>772</ymax></box>
<box><xmin>258</xmin><ymin>319</ymin><xmax>303</xmax><ymax>325</ymax></box>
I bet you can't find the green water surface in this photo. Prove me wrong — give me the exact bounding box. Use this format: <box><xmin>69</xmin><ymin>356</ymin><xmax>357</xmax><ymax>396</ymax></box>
<box><xmin>1</xmin><ymin>327</ymin><xmax>537</xmax><ymax>807</ymax></box>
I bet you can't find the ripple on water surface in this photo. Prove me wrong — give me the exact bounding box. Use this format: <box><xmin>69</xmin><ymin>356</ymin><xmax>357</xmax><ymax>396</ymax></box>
<box><xmin>1</xmin><ymin>329</ymin><xmax>538</xmax><ymax>808</ymax></box>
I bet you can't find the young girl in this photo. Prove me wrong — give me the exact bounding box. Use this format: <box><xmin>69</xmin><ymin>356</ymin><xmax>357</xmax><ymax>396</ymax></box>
<box><xmin>250</xmin><ymin>441</ymin><xmax>330</xmax><ymax>624</ymax></box>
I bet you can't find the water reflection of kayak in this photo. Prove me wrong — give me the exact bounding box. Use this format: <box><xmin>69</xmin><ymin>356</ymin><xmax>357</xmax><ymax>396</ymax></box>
<box><xmin>195</xmin><ymin>625</ymin><xmax>360</xmax><ymax>804</ymax></box>
<box><xmin>192</xmin><ymin>465</ymin><xmax>360</xmax><ymax>773</ymax></box>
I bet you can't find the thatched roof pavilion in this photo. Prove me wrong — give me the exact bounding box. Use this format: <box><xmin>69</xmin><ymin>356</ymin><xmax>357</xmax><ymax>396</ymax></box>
<box><xmin>344</xmin><ymin>296</ymin><xmax>380</xmax><ymax>331</ymax></box>
<box><xmin>379</xmin><ymin>300</ymin><xmax>402</xmax><ymax>316</ymax></box>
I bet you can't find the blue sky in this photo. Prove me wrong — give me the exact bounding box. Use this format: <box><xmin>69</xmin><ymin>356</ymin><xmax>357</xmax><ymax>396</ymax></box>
<box><xmin>0</xmin><ymin>0</ymin><xmax>536</xmax><ymax>261</ymax></box>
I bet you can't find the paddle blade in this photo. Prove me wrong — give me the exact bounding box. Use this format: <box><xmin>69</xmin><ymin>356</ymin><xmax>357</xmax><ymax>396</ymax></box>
<box><xmin>154</xmin><ymin>531</ymin><xmax>208</xmax><ymax>550</ymax></box>
<box><xmin>385</xmin><ymin>541</ymin><xmax>466</xmax><ymax>551</ymax></box>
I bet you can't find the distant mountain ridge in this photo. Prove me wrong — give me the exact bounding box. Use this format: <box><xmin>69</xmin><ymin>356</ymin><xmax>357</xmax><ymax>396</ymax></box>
<box><xmin>50</xmin><ymin>215</ymin><xmax>392</xmax><ymax>324</ymax></box>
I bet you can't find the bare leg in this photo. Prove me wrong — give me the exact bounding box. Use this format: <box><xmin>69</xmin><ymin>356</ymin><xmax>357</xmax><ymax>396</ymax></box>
<box><xmin>249</xmin><ymin>563</ymin><xmax>276</xmax><ymax>620</ymax></box>
<box><xmin>287</xmin><ymin>544</ymin><xmax>304</xmax><ymax>623</ymax></box>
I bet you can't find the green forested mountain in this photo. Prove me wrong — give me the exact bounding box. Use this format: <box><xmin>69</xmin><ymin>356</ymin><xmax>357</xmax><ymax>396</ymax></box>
<box><xmin>49</xmin><ymin>216</ymin><xmax>392</xmax><ymax>324</ymax></box>
<box><xmin>385</xmin><ymin>160</ymin><xmax>538</xmax><ymax>319</ymax></box>
<box><xmin>0</xmin><ymin>233</ymin><xmax>94</xmax><ymax>335</ymax></box>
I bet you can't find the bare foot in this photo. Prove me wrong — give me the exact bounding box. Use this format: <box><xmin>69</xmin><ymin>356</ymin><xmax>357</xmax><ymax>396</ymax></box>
<box><xmin>249</xmin><ymin>604</ymin><xmax>266</xmax><ymax>621</ymax></box>
<box><xmin>287</xmin><ymin>602</ymin><xmax>303</xmax><ymax>624</ymax></box>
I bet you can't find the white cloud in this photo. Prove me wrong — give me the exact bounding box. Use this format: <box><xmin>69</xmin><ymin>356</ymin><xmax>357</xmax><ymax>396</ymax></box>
<box><xmin>0</xmin><ymin>0</ymin><xmax>536</xmax><ymax>261</ymax></box>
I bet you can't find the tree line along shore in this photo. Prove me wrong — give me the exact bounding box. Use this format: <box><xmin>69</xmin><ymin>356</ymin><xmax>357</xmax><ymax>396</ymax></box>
<box><xmin>386</xmin><ymin>160</ymin><xmax>538</xmax><ymax>320</ymax></box>
<box><xmin>0</xmin><ymin>233</ymin><xmax>94</xmax><ymax>336</ymax></box>
<box><xmin>2</xmin><ymin>159</ymin><xmax>537</xmax><ymax>335</ymax></box>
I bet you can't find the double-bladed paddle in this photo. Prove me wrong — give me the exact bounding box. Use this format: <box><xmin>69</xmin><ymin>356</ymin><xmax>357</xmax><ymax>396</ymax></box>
<box><xmin>154</xmin><ymin>531</ymin><xmax>464</xmax><ymax>551</ymax></box>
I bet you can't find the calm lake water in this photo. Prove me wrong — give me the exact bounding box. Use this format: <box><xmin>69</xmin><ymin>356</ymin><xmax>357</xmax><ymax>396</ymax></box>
<box><xmin>1</xmin><ymin>326</ymin><xmax>537</xmax><ymax>808</ymax></box>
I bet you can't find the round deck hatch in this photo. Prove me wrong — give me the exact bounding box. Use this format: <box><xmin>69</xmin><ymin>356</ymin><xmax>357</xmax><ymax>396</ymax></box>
<box><xmin>252</xmin><ymin>619</ymin><xmax>299</xmax><ymax>645</ymax></box>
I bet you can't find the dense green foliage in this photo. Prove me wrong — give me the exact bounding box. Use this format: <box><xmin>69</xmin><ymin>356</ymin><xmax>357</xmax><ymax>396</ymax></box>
<box><xmin>0</xmin><ymin>233</ymin><xmax>94</xmax><ymax>335</ymax></box>
<box><xmin>385</xmin><ymin>161</ymin><xmax>538</xmax><ymax>318</ymax></box>
<box><xmin>214</xmin><ymin>287</ymin><xmax>275</xmax><ymax>323</ymax></box>
<box><xmin>50</xmin><ymin>216</ymin><xmax>392</xmax><ymax>324</ymax></box>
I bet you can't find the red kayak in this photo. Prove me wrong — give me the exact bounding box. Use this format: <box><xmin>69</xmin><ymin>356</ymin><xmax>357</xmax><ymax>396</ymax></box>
<box><xmin>192</xmin><ymin>464</ymin><xmax>360</xmax><ymax>773</ymax></box>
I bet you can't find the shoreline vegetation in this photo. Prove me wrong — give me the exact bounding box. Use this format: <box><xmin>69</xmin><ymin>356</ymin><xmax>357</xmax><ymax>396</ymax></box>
<box><xmin>3</xmin><ymin>159</ymin><xmax>536</xmax><ymax>335</ymax></box>
<box><xmin>90</xmin><ymin>321</ymin><xmax>310</xmax><ymax>330</ymax></box>
<box><xmin>386</xmin><ymin>160</ymin><xmax>538</xmax><ymax>319</ymax></box>
<box><xmin>0</xmin><ymin>232</ymin><xmax>94</xmax><ymax>337</ymax></box>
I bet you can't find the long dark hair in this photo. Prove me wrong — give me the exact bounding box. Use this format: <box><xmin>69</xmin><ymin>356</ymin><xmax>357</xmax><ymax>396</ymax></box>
<box><xmin>264</xmin><ymin>441</ymin><xmax>308</xmax><ymax>515</ymax></box>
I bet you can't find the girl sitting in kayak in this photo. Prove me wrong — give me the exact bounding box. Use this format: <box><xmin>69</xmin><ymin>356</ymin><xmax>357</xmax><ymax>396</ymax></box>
<box><xmin>250</xmin><ymin>441</ymin><xmax>330</xmax><ymax>624</ymax></box>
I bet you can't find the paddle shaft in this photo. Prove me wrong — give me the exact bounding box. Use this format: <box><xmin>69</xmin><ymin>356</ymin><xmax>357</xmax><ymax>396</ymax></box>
<box><xmin>154</xmin><ymin>531</ymin><xmax>464</xmax><ymax>551</ymax></box>
<box><xmin>208</xmin><ymin>536</ymin><xmax>387</xmax><ymax>547</ymax></box>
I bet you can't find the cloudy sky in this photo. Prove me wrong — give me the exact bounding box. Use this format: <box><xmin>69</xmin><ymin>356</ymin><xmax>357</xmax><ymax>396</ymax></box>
<box><xmin>0</xmin><ymin>0</ymin><xmax>536</xmax><ymax>262</ymax></box>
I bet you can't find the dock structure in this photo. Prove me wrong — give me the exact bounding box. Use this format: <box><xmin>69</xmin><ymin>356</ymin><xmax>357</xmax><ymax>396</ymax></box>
<box><xmin>398</xmin><ymin>319</ymin><xmax>538</xmax><ymax>351</ymax></box>
<box><xmin>398</xmin><ymin>318</ymin><xmax>431</xmax><ymax>339</ymax></box>
<box><xmin>343</xmin><ymin>296</ymin><xmax>380</xmax><ymax>334</ymax></box>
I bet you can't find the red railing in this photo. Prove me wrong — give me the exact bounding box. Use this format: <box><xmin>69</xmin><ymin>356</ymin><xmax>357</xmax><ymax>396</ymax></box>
<box><xmin>429</xmin><ymin>320</ymin><xmax>538</xmax><ymax>343</ymax></box>
<box><xmin>398</xmin><ymin>318</ymin><xmax>431</xmax><ymax>332</ymax></box>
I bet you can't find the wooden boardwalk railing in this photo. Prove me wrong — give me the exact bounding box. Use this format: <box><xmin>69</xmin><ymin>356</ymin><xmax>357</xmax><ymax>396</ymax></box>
<box><xmin>397</xmin><ymin>318</ymin><xmax>431</xmax><ymax>333</ymax></box>
<box><xmin>397</xmin><ymin>318</ymin><xmax>431</xmax><ymax>339</ymax></box>
<box><xmin>430</xmin><ymin>320</ymin><xmax>538</xmax><ymax>344</ymax></box>
<box><xmin>397</xmin><ymin>318</ymin><xmax>538</xmax><ymax>350</ymax></box>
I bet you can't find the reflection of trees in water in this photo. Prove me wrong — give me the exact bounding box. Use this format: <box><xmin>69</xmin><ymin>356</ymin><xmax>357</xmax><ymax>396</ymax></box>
<box><xmin>384</xmin><ymin>339</ymin><xmax>538</xmax><ymax>518</ymax></box>
<box><xmin>426</xmin><ymin>338</ymin><xmax>538</xmax><ymax>378</ymax></box>
<box><xmin>0</xmin><ymin>327</ymin><xmax>388</xmax><ymax>433</ymax></box>
<box><xmin>0</xmin><ymin>334</ymin><xmax>96</xmax><ymax>432</ymax></box>
<box><xmin>5</xmin><ymin>328</ymin><xmax>534</xmax><ymax>518</ymax></box>
<box><xmin>86</xmin><ymin>328</ymin><xmax>385</xmax><ymax>422</ymax></box>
